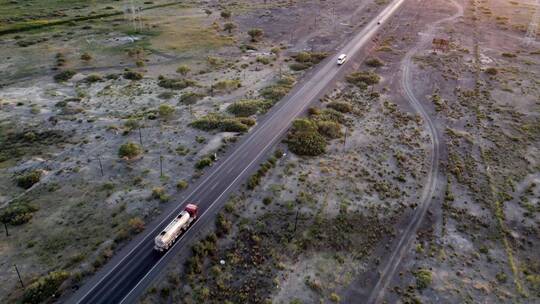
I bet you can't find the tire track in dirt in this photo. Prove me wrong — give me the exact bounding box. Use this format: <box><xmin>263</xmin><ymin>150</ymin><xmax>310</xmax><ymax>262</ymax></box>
<box><xmin>366</xmin><ymin>0</ymin><xmax>463</xmax><ymax>302</ymax></box>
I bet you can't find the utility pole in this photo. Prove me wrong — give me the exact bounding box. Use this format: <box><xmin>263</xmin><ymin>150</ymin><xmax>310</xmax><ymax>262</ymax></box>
<box><xmin>138</xmin><ymin>127</ymin><xmax>143</xmax><ymax>146</ymax></box>
<box><xmin>159</xmin><ymin>155</ymin><xmax>163</xmax><ymax>177</ymax></box>
<box><xmin>14</xmin><ymin>264</ymin><xmax>24</xmax><ymax>288</ymax></box>
<box><xmin>97</xmin><ymin>156</ymin><xmax>104</xmax><ymax>177</ymax></box>
<box><xmin>343</xmin><ymin>126</ymin><xmax>348</xmax><ymax>152</ymax></box>
<box><xmin>4</xmin><ymin>222</ymin><xmax>8</xmax><ymax>237</ymax></box>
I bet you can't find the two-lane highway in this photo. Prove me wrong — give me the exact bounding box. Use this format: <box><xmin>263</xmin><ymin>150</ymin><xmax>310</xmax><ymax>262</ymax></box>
<box><xmin>69</xmin><ymin>0</ymin><xmax>408</xmax><ymax>303</ymax></box>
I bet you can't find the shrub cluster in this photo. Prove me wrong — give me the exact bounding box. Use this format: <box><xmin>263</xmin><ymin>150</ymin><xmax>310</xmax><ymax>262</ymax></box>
<box><xmin>226</xmin><ymin>99</ymin><xmax>270</xmax><ymax>117</ymax></box>
<box><xmin>259</xmin><ymin>75</ymin><xmax>296</xmax><ymax>102</ymax></box>
<box><xmin>123</xmin><ymin>70</ymin><xmax>143</xmax><ymax>80</ymax></box>
<box><xmin>290</xmin><ymin>52</ymin><xmax>328</xmax><ymax>70</ymax></box>
<box><xmin>54</xmin><ymin>70</ymin><xmax>76</xmax><ymax>82</ymax></box>
<box><xmin>195</xmin><ymin>157</ymin><xmax>214</xmax><ymax>170</ymax></box>
<box><xmin>179</xmin><ymin>92</ymin><xmax>206</xmax><ymax>105</ymax></box>
<box><xmin>151</xmin><ymin>187</ymin><xmax>169</xmax><ymax>202</ymax></box>
<box><xmin>190</xmin><ymin>114</ymin><xmax>254</xmax><ymax>133</ymax></box>
<box><xmin>414</xmin><ymin>268</ymin><xmax>432</xmax><ymax>289</ymax></box>
<box><xmin>247</xmin><ymin>153</ymin><xmax>282</xmax><ymax>189</ymax></box>
<box><xmin>327</xmin><ymin>101</ymin><xmax>352</xmax><ymax>113</ymax></box>
<box><xmin>365</xmin><ymin>57</ymin><xmax>384</xmax><ymax>67</ymax></box>
<box><xmin>0</xmin><ymin>200</ymin><xmax>38</xmax><ymax>225</ymax></box>
<box><xmin>16</xmin><ymin>170</ymin><xmax>42</xmax><ymax>189</ymax></box>
<box><xmin>158</xmin><ymin>77</ymin><xmax>197</xmax><ymax>90</ymax></box>
<box><xmin>22</xmin><ymin>271</ymin><xmax>70</xmax><ymax>304</ymax></box>
<box><xmin>286</xmin><ymin>106</ymin><xmax>348</xmax><ymax>156</ymax></box>
<box><xmin>118</xmin><ymin>142</ymin><xmax>142</xmax><ymax>159</ymax></box>
<box><xmin>346</xmin><ymin>71</ymin><xmax>380</xmax><ymax>88</ymax></box>
<box><xmin>158</xmin><ymin>104</ymin><xmax>175</xmax><ymax>118</ymax></box>
<box><xmin>212</xmin><ymin>79</ymin><xmax>241</xmax><ymax>92</ymax></box>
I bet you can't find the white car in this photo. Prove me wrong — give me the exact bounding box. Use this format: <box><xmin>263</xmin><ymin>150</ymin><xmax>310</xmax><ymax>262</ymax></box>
<box><xmin>337</xmin><ymin>54</ymin><xmax>347</xmax><ymax>65</ymax></box>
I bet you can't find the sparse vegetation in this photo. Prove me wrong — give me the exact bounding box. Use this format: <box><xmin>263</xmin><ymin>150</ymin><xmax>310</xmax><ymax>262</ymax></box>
<box><xmin>16</xmin><ymin>170</ymin><xmax>42</xmax><ymax>189</ymax></box>
<box><xmin>118</xmin><ymin>142</ymin><xmax>142</xmax><ymax>159</ymax></box>
<box><xmin>22</xmin><ymin>271</ymin><xmax>69</xmax><ymax>304</ymax></box>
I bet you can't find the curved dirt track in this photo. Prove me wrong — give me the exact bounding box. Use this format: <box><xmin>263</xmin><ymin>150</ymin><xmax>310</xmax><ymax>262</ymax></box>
<box><xmin>366</xmin><ymin>0</ymin><xmax>464</xmax><ymax>302</ymax></box>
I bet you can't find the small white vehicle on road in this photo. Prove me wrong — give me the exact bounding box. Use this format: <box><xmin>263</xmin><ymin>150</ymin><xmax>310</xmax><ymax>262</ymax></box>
<box><xmin>337</xmin><ymin>54</ymin><xmax>347</xmax><ymax>65</ymax></box>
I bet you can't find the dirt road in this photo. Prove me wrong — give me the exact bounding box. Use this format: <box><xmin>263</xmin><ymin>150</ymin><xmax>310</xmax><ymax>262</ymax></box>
<box><xmin>366</xmin><ymin>0</ymin><xmax>464</xmax><ymax>302</ymax></box>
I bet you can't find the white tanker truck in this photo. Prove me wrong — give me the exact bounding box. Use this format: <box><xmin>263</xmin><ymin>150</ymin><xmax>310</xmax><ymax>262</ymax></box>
<box><xmin>154</xmin><ymin>203</ymin><xmax>198</xmax><ymax>252</ymax></box>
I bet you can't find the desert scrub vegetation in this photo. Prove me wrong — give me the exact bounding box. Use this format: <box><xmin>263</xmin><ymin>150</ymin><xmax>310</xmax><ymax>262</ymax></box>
<box><xmin>414</xmin><ymin>268</ymin><xmax>432</xmax><ymax>289</ymax></box>
<box><xmin>179</xmin><ymin>92</ymin><xmax>206</xmax><ymax>105</ymax></box>
<box><xmin>247</xmin><ymin>28</ymin><xmax>264</xmax><ymax>42</ymax></box>
<box><xmin>152</xmin><ymin>187</ymin><xmax>170</xmax><ymax>203</ymax></box>
<box><xmin>290</xmin><ymin>51</ymin><xmax>328</xmax><ymax>70</ymax></box>
<box><xmin>326</xmin><ymin>101</ymin><xmax>352</xmax><ymax>113</ymax></box>
<box><xmin>16</xmin><ymin>170</ymin><xmax>42</xmax><ymax>189</ymax></box>
<box><xmin>286</xmin><ymin>104</ymin><xmax>348</xmax><ymax>155</ymax></box>
<box><xmin>176</xmin><ymin>65</ymin><xmax>191</xmax><ymax>76</ymax></box>
<box><xmin>123</xmin><ymin>70</ymin><xmax>143</xmax><ymax>81</ymax></box>
<box><xmin>118</xmin><ymin>142</ymin><xmax>143</xmax><ymax>159</ymax></box>
<box><xmin>286</xmin><ymin>118</ymin><xmax>327</xmax><ymax>156</ymax></box>
<box><xmin>0</xmin><ymin>200</ymin><xmax>38</xmax><ymax>225</ymax></box>
<box><xmin>246</xmin><ymin>153</ymin><xmax>282</xmax><ymax>189</ymax></box>
<box><xmin>346</xmin><ymin>71</ymin><xmax>380</xmax><ymax>89</ymax></box>
<box><xmin>21</xmin><ymin>271</ymin><xmax>69</xmax><ymax>304</ymax></box>
<box><xmin>158</xmin><ymin>104</ymin><xmax>175</xmax><ymax>118</ymax></box>
<box><xmin>54</xmin><ymin>70</ymin><xmax>76</xmax><ymax>82</ymax></box>
<box><xmin>190</xmin><ymin>114</ymin><xmax>255</xmax><ymax>133</ymax></box>
<box><xmin>365</xmin><ymin>57</ymin><xmax>384</xmax><ymax>67</ymax></box>
<box><xmin>227</xmin><ymin>99</ymin><xmax>271</xmax><ymax>117</ymax></box>
<box><xmin>212</xmin><ymin>79</ymin><xmax>242</xmax><ymax>93</ymax></box>
<box><xmin>158</xmin><ymin>76</ymin><xmax>197</xmax><ymax>90</ymax></box>
<box><xmin>260</xmin><ymin>75</ymin><xmax>296</xmax><ymax>102</ymax></box>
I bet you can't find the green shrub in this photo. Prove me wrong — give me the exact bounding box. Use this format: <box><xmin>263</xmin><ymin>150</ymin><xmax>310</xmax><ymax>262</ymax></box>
<box><xmin>157</xmin><ymin>91</ymin><xmax>175</xmax><ymax>99</ymax></box>
<box><xmin>219</xmin><ymin>119</ymin><xmax>249</xmax><ymax>132</ymax></box>
<box><xmin>123</xmin><ymin>70</ymin><xmax>143</xmax><ymax>80</ymax></box>
<box><xmin>128</xmin><ymin>217</ymin><xmax>145</xmax><ymax>233</ymax></box>
<box><xmin>313</xmin><ymin>108</ymin><xmax>346</xmax><ymax>123</ymax></box>
<box><xmin>84</xmin><ymin>74</ymin><xmax>103</xmax><ymax>83</ymax></box>
<box><xmin>365</xmin><ymin>57</ymin><xmax>384</xmax><ymax>67</ymax></box>
<box><xmin>213</xmin><ymin>79</ymin><xmax>241</xmax><ymax>92</ymax></box>
<box><xmin>0</xmin><ymin>201</ymin><xmax>38</xmax><ymax>225</ymax></box>
<box><xmin>227</xmin><ymin>99</ymin><xmax>269</xmax><ymax>117</ymax></box>
<box><xmin>118</xmin><ymin>142</ymin><xmax>142</xmax><ymax>159</ymax></box>
<box><xmin>415</xmin><ymin>268</ymin><xmax>432</xmax><ymax>289</ymax></box>
<box><xmin>287</xmin><ymin>130</ymin><xmax>326</xmax><ymax>156</ymax></box>
<box><xmin>256</xmin><ymin>56</ymin><xmax>271</xmax><ymax>65</ymax></box>
<box><xmin>176</xmin><ymin>65</ymin><xmax>191</xmax><ymax>76</ymax></box>
<box><xmin>152</xmin><ymin>187</ymin><xmax>169</xmax><ymax>202</ymax></box>
<box><xmin>179</xmin><ymin>92</ymin><xmax>206</xmax><ymax>105</ymax></box>
<box><xmin>158</xmin><ymin>104</ymin><xmax>175</xmax><ymax>118</ymax></box>
<box><xmin>289</xmin><ymin>62</ymin><xmax>310</xmax><ymax>71</ymax></box>
<box><xmin>259</xmin><ymin>75</ymin><xmax>296</xmax><ymax>102</ymax></box>
<box><xmin>263</xmin><ymin>197</ymin><xmax>272</xmax><ymax>205</ymax></box>
<box><xmin>292</xmin><ymin>118</ymin><xmax>318</xmax><ymax>133</ymax></box>
<box><xmin>54</xmin><ymin>70</ymin><xmax>76</xmax><ymax>82</ymax></box>
<box><xmin>317</xmin><ymin>121</ymin><xmax>343</xmax><ymax>139</ymax></box>
<box><xmin>22</xmin><ymin>271</ymin><xmax>69</xmax><ymax>304</ymax></box>
<box><xmin>248</xmin><ymin>28</ymin><xmax>264</xmax><ymax>42</ymax></box>
<box><xmin>327</xmin><ymin>101</ymin><xmax>352</xmax><ymax>113</ymax></box>
<box><xmin>485</xmin><ymin>67</ymin><xmax>498</xmax><ymax>75</ymax></box>
<box><xmin>295</xmin><ymin>52</ymin><xmax>312</xmax><ymax>63</ymax></box>
<box><xmin>158</xmin><ymin>77</ymin><xmax>197</xmax><ymax>90</ymax></box>
<box><xmin>216</xmin><ymin>213</ymin><xmax>231</xmax><ymax>236</ymax></box>
<box><xmin>223</xmin><ymin>22</ymin><xmax>237</xmax><ymax>33</ymax></box>
<box><xmin>220</xmin><ymin>10</ymin><xmax>231</xmax><ymax>19</ymax></box>
<box><xmin>124</xmin><ymin>118</ymin><xmax>140</xmax><ymax>131</ymax></box>
<box><xmin>16</xmin><ymin>170</ymin><xmax>42</xmax><ymax>189</ymax></box>
<box><xmin>329</xmin><ymin>293</ymin><xmax>341</xmax><ymax>302</ymax></box>
<box><xmin>346</xmin><ymin>71</ymin><xmax>380</xmax><ymax>87</ymax></box>
<box><xmin>195</xmin><ymin>157</ymin><xmax>213</xmax><ymax>169</ymax></box>
<box><xmin>501</xmin><ymin>52</ymin><xmax>516</xmax><ymax>58</ymax></box>
<box><xmin>176</xmin><ymin>179</ymin><xmax>188</xmax><ymax>190</ymax></box>
<box><xmin>80</xmin><ymin>52</ymin><xmax>92</xmax><ymax>61</ymax></box>
<box><xmin>190</xmin><ymin>114</ymin><xmax>252</xmax><ymax>133</ymax></box>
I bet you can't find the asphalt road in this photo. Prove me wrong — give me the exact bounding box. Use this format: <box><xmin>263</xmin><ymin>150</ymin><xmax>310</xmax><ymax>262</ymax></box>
<box><xmin>68</xmin><ymin>1</ymin><xmax>407</xmax><ymax>303</ymax></box>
